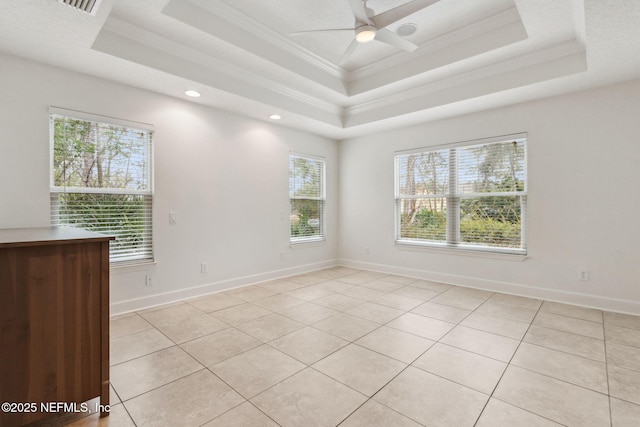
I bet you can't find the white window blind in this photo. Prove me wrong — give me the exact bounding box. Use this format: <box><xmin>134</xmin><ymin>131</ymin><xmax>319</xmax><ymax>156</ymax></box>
<box><xmin>289</xmin><ymin>154</ymin><xmax>326</xmax><ymax>243</ymax></box>
<box><xmin>395</xmin><ymin>135</ymin><xmax>527</xmax><ymax>254</ymax></box>
<box><xmin>50</xmin><ymin>109</ymin><xmax>154</xmax><ymax>264</ymax></box>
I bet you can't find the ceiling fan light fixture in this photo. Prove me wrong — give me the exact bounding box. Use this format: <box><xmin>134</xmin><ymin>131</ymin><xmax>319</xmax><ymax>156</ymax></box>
<box><xmin>356</xmin><ymin>25</ymin><xmax>377</xmax><ymax>43</ymax></box>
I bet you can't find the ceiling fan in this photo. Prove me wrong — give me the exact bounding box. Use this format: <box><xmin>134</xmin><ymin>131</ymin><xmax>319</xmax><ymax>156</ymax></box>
<box><xmin>290</xmin><ymin>0</ymin><xmax>438</xmax><ymax>65</ymax></box>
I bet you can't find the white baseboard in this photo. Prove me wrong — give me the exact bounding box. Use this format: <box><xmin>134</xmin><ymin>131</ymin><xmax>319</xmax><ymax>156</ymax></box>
<box><xmin>110</xmin><ymin>259</ymin><xmax>339</xmax><ymax>315</ymax></box>
<box><xmin>340</xmin><ymin>258</ymin><xmax>640</xmax><ymax>316</ymax></box>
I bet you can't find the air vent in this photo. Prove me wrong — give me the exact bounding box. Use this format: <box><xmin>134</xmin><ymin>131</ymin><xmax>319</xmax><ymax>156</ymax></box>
<box><xmin>58</xmin><ymin>0</ymin><xmax>102</xmax><ymax>16</ymax></box>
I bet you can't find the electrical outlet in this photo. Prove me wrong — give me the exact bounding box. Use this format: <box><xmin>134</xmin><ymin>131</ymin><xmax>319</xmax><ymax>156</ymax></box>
<box><xmin>579</xmin><ymin>270</ymin><xmax>590</xmax><ymax>281</ymax></box>
<box><xmin>169</xmin><ymin>212</ymin><xmax>177</xmax><ymax>224</ymax></box>
<box><xmin>145</xmin><ymin>274</ymin><xmax>153</xmax><ymax>286</ymax></box>
<box><xmin>201</xmin><ymin>262</ymin><xmax>208</xmax><ymax>273</ymax></box>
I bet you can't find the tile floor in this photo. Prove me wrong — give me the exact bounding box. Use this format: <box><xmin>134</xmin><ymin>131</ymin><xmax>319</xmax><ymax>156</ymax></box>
<box><xmin>49</xmin><ymin>267</ymin><xmax>640</xmax><ymax>426</ymax></box>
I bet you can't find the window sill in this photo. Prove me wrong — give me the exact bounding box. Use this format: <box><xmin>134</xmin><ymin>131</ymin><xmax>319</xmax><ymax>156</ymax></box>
<box><xmin>289</xmin><ymin>237</ymin><xmax>326</xmax><ymax>247</ymax></box>
<box><xmin>394</xmin><ymin>240</ymin><xmax>527</xmax><ymax>262</ymax></box>
<box><xmin>111</xmin><ymin>259</ymin><xmax>156</xmax><ymax>271</ymax></box>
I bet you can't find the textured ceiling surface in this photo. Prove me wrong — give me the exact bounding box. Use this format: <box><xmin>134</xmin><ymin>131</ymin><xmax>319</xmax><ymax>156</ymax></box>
<box><xmin>0</xmin><ymin>0</ymin><xmax>639</xmax><ymax>138</ymax></box>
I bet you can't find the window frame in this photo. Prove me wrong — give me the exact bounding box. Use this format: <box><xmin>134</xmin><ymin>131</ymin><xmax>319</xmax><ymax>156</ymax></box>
<box><xmin>49</xmin><ymin>107</ymin><xmax>154</xmax><ymax>265</ymax></box>
<box><xmin>394</xmin><ymin>134</ymin><xmax>527</xmax><ymax>256</ymax></box>
<box><xmin>289</xmin><ymin>152</ymin><xmax>326</xmax><ymax>244</ymax></box>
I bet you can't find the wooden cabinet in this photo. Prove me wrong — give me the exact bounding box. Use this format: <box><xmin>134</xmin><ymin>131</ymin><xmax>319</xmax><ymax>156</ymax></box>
<box><xmin>0</xmin><ymin>227</ymin><xmax>112</xmax><ymax>426</ymax></box>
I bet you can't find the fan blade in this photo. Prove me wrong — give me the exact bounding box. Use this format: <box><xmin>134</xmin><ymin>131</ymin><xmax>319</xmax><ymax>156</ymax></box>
<box><xmin>371</xmin><ymin>0</ymin><xmax>438</xmax><ymax>29</ymax></box>
<box><xmin>290</xmin><ymin>28</ymin><xmax>355</xmax><ymax>35</ymax></box>
<box><xmin>374</xmin><ymin>28</ymin><xmax>418</xmax><ymax>51</ymax></box>
<box><xmin>338</xmin><ymin>39</ymin><xmax>359</xmax><ymax>67</ymax></box>
<box><xmin>348</xmin><ymin>0</ymin><xmax>371</xmax><ymax>24</ymax></box>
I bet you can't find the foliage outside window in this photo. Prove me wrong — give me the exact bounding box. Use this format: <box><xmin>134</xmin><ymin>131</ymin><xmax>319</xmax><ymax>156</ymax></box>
<box><xmin>289</xmin><ymin>154</ymin><xmax>325</xmax><ymax>243</ymax></box>
<box><xmin>50</xmin><ymin>109</ymin><xmax>154</xmax><ymax>263</ymax></box>
<box><xmin>395</xmin><ymin>135</ymin><xmax>527</xmax><ymax>254</ymax></box>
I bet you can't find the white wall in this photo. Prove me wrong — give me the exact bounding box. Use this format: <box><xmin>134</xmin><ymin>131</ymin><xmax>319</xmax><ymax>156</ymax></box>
<box><xmin>339</xmin><ymin>79</ymin><xmax>640</xmax><ymax>314</ymax></box>
<box><xmin>0</xmin><ymin>54</ymin><xmax>339</xmax><ymax>314</ymax></box>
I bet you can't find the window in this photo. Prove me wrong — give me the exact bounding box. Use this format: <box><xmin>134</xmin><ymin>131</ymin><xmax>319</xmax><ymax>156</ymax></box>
<box><xmin>289</xmin><ymin>153</ymin><xmax>325</xmax><ymax>243</ymax></box>
<box><xmin>395</xmin><ymin>135</ymin><xmax>527</xmax><ymax>254</ymax></box>
<box><xmin>50</xmin><ymin>108</ymin><xmax>153</xmax><ymax>264</ymax></box>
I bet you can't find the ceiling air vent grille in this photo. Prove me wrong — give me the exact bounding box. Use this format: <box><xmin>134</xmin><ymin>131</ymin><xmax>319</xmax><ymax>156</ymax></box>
<box><xmin>58</xmin><ymin>0</ymin><xmax>102</xmax><ymax>16</ymax></box>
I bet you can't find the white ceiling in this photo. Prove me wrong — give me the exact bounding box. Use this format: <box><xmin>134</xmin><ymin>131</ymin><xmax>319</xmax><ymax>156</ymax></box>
<box><xmin>0</xmin><ymin>0</ymin><xmax>639</xmax><ymax>139</ymax></box>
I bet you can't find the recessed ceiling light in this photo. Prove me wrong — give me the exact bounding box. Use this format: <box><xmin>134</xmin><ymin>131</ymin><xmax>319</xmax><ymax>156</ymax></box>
<box><xmin>185</xmin><ymin>90</ymin><xmax>201</xmax><ymax>98</ymax></box>
<box><xmin>269</xmin><ymin>114</ymin><xmax>282</xmax><ymax>120</ymax></box>
<box><xmin>397</xmin><ymin>23</ymin><xmax>417</xmax><ymax>37</ymax></box>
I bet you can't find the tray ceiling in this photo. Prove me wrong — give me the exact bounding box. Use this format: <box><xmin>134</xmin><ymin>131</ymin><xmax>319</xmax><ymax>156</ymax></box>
<box><xmin>0</xmin><ymin>0</ymin><xmax>639</xmax><ymax>138</ymax></box>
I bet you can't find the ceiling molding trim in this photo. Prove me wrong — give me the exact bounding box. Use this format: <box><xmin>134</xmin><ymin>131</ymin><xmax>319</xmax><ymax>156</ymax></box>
<box><xmin>94</xmin><ymin>18</ymin><xmax>343</xmax><ymax>122</ymax></box>
<box><xmin>347</xmin><ymin>4</ymin><xmax>525</xmax><ymax>82</ymax></box>
<box><xmin>163</xmin><ymin>0</ymin><xmax>349</xmax><ymax>93</ymax></box>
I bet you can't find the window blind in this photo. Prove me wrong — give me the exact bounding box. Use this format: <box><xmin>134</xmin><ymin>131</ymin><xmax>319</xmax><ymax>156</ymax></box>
<box><xmin>289</xmin><ymin>154</ymin><xmax>326</xmax><ymax>242</ymax></box>
<box><xmin>395</xmin><ymin>136</ymin><xmax>527</xmax><ymax>254</ymax></box>
<box><xmin>50</xmin><ymin>110</ymin><xmax>154</xmax><ymax>263</ymax></box>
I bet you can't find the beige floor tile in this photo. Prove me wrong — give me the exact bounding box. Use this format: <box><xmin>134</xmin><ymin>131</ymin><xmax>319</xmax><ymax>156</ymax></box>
<box><xmin>413</xmin><ymin>343</ymin><xmax>507</xmax><ymax>394</ymax></box>
<box><xmin>461</xmin><ymin>312</ymin><xmax>530</xmax><ymax>340</ymax></box>
<box><xmin>610</xmin><ymin>397</ymin><xmax>640</xmax><ymax>427</ymax></box>
<box><xmin>312</xmin><ymin>313</ymin><xmax>379</xmax><ymax>341</ymax></box>
<box><xmin>604</xmin><ymin>312</ymin><xmax>640</xmax><ymax>331</ymax></box>
<box><xmin>110</xmin><ymin>385</ymin><xmax>120</xmax><ymax>405</ymax></box>
<box><xmin>110</xmin><ymin>314</ymin><xmax>153</xmax><ymax>339</ymax></box>
<box><xmin>391</xmin><ymin>286</ymin><xmax>440</xmax><ymax>301</ymax></box>
<box><xmin>313</xmin><ymin>293</ymin><xmax>365</xmax><ymax>311</ymax></box>
<box><xmin>606</xmin><ymin>341</ymin><xmax>640</xmax><ymax>371</ymax></box>
<box><xmin>524</xmin><ymin>325</ymin><xmax>606</xmax><ymax>362</ymax></box>
<box><xmin>475</xmin><ymin>398</ymin><xmax>563</xmax><ymax>427</ymax></box>
<box><xmin>180</xmin><ymin>328</ymin><xmax>261</xmax><ymax>366</ymax></box>
<box><xmin>269</xmin><ymin>326</ymin><xmax>348</xmax><ymax>364</ymax></box>
<box><xmin>337</xmin><ymin>271</ymin><xmax>386</xmax><ymax>285</ymax></box>
<box><xmin>287</xmin><ymin>272</ymin><xmax>329</xmax><ymax>286</ymax></box>
<box><xmin>187</xmin><ymin>293</ymin><xmax>245</xmax><ymax>313</ymax></box>
<box><xmin>139</xmin><ymin>303</ymin><xmax>204</xmax><ymax>326</ymax></box>
<box><xmin>312</xmin><ymin>280</ymin><xmax>356</xmax><ymax>293</ymax></box>
<box><xmin>609</xmin><ymin>365</ymin><xmax>640</xmax><ymax>405</ymax></box>
<box><xmin>227</xmin><ymin>285</ymin><xmax>277</xmax><ymax>302</ymax></box>
<box><xmin>312</xmin><ymin>344</ymin><xmax>406</xmax><ymax>396</ymax></box>
<box><xmin>387</xmin><ymin>312</ymin><xmax>455</xmax><ymax>341</ymax></box>
<box><xmin>236</xmin><ymin>313</ymin><xmax>304</xmax><ymax>342</ymax></box>
<box><xmin>361</xmin><ymin>279</ymin><xmax>405</xmax><ymax>292</ymax></box>
<box><xmin>606</xmin><ymin>324</ymin><xmax>640</xmax><ymax>348</ymax></box>
<box><xmin>411</xmin><ymin>301</ymin><xmax>471</xmax><ymax>324</ymax></box>
<box><xmin>312</xmin><ymin>266</ymin><xmax>359</xmax><ymax>280</ymax></box>
<box><xmin>153</xmin><ymin>313</ymin><xmax>229</xmax><ymax>344</ymax></box>
<box><xmin>429</xmin><ymin>286</ymin><xmax>493</xmax><ymax>310</ymax></box>
<box><xmin>488</xmin><ymin>293</ymin><xmax>543</xmax><ymax>311</ymax></box>
<box><xmin>110</xmin><ymin>328</ymin><xmax>174</xmax><ymax>365</ymax></box>
<box><xmin>371</xmin><ymin>293</ymin><xmax>423</xmax><ymax>311</ymax></box>
<box><xmin>252</xmin><ymin>294</ymin><xmax>306</xmax><ymax>312</ymax></box>
<box><xmin>339</xmin><ymin>285</ymin><xmax>386</xmax><ymax>301</ymax></box>
<box><xmin>476</xmin><ymin>301</ymin><xmax>538</xmax><ymax>324</ymax></box>
<box><xmin>65</xmin><ymin>403</ymin><xmax>136</xmax><ymax>427</ymax></box>
<box><xmin>511</xmin><ymin>342</ymin><xmax>608</xmax><ymax>393</ymax></box>
<box><xmin>279</xmin><ymin>302</ymin><xmax>337</xmax><ymax>324</ymax></box>
<box><xmin>374</xmin><ymin>366</ymin><xmax>488</xmax><ymax>427</ymax></box>
<box><xmin>375</xmin><ymin>274</ymin><xmax>417</xmax><ymax>285</ymax></box>
<box><xmin>340</xmin><ymin>399</ymin><xmax>421</xmax><ymax>427</ymax></box>
<box><xmin>540</xmin><ymin>301</ymin><xmax>603</xmax><ymax>323</ymax></box>
<box><xmin>440</xmin><ymin>326</ymin><xmax>520</xmax><ymax>362</ymax></box>
<box><xmin>284</xmin><ymin>286</ymin><xmax>332</xmax><ymax>301</ymax></box>
<box><xmin>202</xmin><ymin>402</ymin><xmax>278</xmax><ymax>427</ymax></box>
<box><xmin>251</xmin><ymin>368</ymin><xmax>367</xmax><ymax>427</ymax></box>
<box><xmin>408</xmin><ymin>279</ymin><xmax>452</xmax><ymax>292</ymax></box>
<box><xmin>258</xmin><ymin>279</ymin><xmax>304</xmax><ymax>293</ymax></box>
<box><xmin>110</xmin><ymin>347</ymin><xmax>203</xmax><ymax>401</ymax></box>
<box><xmin>209</xmin><ymin>302</ymin><xmax>271</xmax><ymax>326</ymax></box>
<box><xmin>493</xmin><ymin>366</ymin><xmax>611</xmax><ymax>427</ymax></box>
<box><xmin>346</xmin><ymin>301</ymin><xmax>404</xmax><ymax>324</ymax></box>
<box><xmin>124</xmin><ymin>370</ymin><xmax>243</xmax><ymax>426</ymax></box>
<box><xmin>355</xmin><ymin>326</ymin><xmax>434</xmax><ymax>363</ymax></box>
<box><xmin>533</xmin><ymin>312</ymin><xmax>604</xmax><ymax>340</ymax></box>
<box><xmin>211</xmin><ymin>345</ymin><xmax>305</xmax><ymax>398</ymax></box>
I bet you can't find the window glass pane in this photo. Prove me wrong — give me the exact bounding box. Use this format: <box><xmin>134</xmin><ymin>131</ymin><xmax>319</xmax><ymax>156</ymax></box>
<box><xmin>397</xmin><ymin>150</ymin><xmax>449</xmax><ymax>197</ymax></box>
<box><xmin>398</xmin><ymin>198</ymin><xmax>447</xmax><ymax>241</ymax></box>
<box><xmin>457</xmin><ymin>139</ymin><xmax>526</xmax><ymax>194</ymax></box>
<box><xmin>290</xmin><ymin>199</ymin><xmax>324</xmax><ymax>239</ymax></box>
<box><xmin>289</xmin><ymin>156</ymin><xmax>323</xmax><ymax>199</ymax></box>
<box><xmin>52</xmin><ymin>115</ymin><xmax>151</xmax><ymax>192</ymax></box>
<box><xmin>459</xmin><ymin>195</ymin><xmax>524</xmax><ymax>249</ymax></box>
